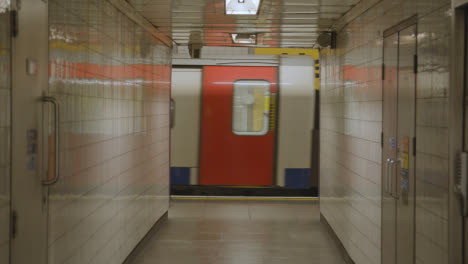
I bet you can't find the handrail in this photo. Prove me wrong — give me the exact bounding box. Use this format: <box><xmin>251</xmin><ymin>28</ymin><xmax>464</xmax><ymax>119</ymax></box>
<box><xmin>42</xmin><ymin>96</ymin><xmax>60</xmax><ymax>186</ymax></box>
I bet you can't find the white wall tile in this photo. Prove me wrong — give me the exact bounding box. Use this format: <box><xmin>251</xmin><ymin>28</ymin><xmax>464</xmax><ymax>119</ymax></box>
<box><xmin>47</xmin><ymin>0</ymin><xmax>171</xmax><ymax>263</ymax></box>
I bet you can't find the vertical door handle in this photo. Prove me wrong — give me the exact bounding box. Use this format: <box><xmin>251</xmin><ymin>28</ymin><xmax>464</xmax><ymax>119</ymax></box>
<box><xmin>42</xmin><ymin>96</ymin><xmax>60</xmax><ymax>186</ymax></box>
<box><xmin>393</xmin><ymin>159</ymin><xmax>401</xmax><ymax>199</ymax></box>
<box><xmin>385</xmin><ymin>158</ymin><xmax>391</xmax><ymax>193</ymax></box>
<box><xmin>388</xmin><ymin>159</ymin><xmax>395</xmax><ymax>197</ymax></box>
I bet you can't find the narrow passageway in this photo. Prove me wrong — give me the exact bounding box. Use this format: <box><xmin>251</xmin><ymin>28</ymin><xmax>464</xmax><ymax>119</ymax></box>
<box><xmin>130</xmin><ymin>199</ymin><xmax>346</xmax><ymax>264</ymax></box>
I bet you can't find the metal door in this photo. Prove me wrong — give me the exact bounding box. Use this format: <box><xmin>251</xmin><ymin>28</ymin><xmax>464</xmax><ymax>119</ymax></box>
<box><xmin>464</xmin><ymin>8</ymin><xmax>468</xmax><ymax>263</ymax></box>
<box><xmin>452</xmin><ymin>3</ymin><xmax>468</xmax><ymax>264</ymax></box>
<box><xmin>0</xmin><ymin>4</ymin><xmax>12</xmax><ymax>263</ymax></box>
<box><xmin>395</xmin><ymin>24</ymin><xmax>417</xmax><ymax>264</ymax></box>
<box><xmin>382</xmin><ymin>21</ymin><xmax>417</xmax><ymax>264</ymax></box>
<box><xmin>200</xmin><ymin>66</ymin><xmax>276</xmax><ymax>186</ymax></box>
<box><xmin>10</xmin><ymin>0</ymin><xmax>50</xmax><ymax>263</ymax></box>
<box><xmin>382</xmin><ymin>32</ymin><xmax>398</xmax><ymax>264</ymax></box>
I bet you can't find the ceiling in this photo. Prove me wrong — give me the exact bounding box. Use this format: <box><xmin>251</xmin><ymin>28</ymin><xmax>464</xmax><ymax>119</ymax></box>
<box><xmin>127</xmin><ymin>0</ymin><xmax>360</xmax><ymax>48</ymax></box>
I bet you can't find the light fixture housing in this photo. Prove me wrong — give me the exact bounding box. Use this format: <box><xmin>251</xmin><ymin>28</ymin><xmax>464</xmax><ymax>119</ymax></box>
<box><xmin>231</xmin><ymin>33</ymin><xmax>257</xmax><ymax>44</ymax></box>
<box><xmin>225</xmin><ymin>0</ymin><xmax>260</xmax><ymax>15</ymax></box>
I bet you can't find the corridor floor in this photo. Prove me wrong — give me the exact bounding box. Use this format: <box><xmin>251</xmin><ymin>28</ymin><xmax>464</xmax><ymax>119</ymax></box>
<box><xmin>130</xmin><ymin>198</ymin><xmax>347</xmax><ymax>264</ymax></box>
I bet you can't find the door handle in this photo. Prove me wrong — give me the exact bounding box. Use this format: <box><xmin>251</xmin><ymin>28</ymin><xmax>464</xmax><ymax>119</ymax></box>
<box><xmin>388</xmin><ymin>159</ymin><xmax>396</xmax><ymax>198</ymax></box>
<box><xmin>393</xmin><ymin>159</ymin><xmax>402</xmax><ymax>199</ymax></box>
<box><xmin>42</xmin><ymin>96</ymin><xmax>60</xmax><ymax>186</ymax></box>
<box><xmin>385</xmin><ymin>158</ymin><xmax>391</xmax><ymax>193</ymax></box>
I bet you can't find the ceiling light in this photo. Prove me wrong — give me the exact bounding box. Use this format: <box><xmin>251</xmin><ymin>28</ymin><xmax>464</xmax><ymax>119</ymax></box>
<box><xmin>226</xmin><ymin>0</ymin><xmax>260</xmax><ymax>15</ymax></box>
<box><xmin>231</xmin><ymin>33</ymin><xmax>257</xmax><ymax>44</ymax></box>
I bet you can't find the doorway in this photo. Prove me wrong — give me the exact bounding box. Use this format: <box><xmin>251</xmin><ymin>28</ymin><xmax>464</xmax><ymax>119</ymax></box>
<box><xmin>381</xmin><ymin>17</ymin><xmax>418</xmax><ymax>264</ymax></box>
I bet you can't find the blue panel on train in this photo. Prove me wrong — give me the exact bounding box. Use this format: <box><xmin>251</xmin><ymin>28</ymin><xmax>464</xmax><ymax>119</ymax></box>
<box><xmin>285</xmin><ymin>168</ymin><xmax>310</xmax><ymax>189</ymax></box>
<box><xmin>170</xmin><ymin>167</ymin><xmax>190</xmax><ymax>185</ymax></box>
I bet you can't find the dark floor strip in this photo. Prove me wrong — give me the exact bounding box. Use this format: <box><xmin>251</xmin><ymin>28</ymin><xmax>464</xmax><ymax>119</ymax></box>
<box><xmin>170</xmin><ymin>185</ymin><xmax>318</xmax><ymax>197</ymax></box>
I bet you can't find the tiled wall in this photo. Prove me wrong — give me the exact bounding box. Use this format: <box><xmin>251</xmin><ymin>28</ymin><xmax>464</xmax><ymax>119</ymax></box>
<box><xmin>319</xmin><ymin>1</ymin><xmax>451</xmax><ymax>264</ymax></box>
<box><xmin>414</xmin><ymin>6</ymin><xmax>451</xmax><ymax>264</ymax></box>
<box><xmin>0</xmin><ymin>5</ymin><xmax>10</xmax><ymax>263</ymax></box>
<box><xmin>48</xmin><ymin>0</ymin><xmax>171</xmax><ymax>263</ymax></box>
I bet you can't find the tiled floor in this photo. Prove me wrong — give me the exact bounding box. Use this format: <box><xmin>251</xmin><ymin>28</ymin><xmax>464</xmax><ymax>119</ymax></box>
<box><xmin>130</xmin><ymin>198</ymin><xmax>346</xmax><ymax>264</ymax></box>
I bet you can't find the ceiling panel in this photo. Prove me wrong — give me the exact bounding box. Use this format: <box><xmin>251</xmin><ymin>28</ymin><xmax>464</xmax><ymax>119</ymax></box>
<box><xmin>128</xmin><ymin>0</ymin><xmax>359</xmax><ymax>48</ymax></box>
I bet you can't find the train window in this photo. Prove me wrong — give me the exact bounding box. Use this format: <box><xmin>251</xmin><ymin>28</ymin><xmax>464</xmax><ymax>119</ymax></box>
<box><xmin>232</xmin><ymin>80</ymin><xmax>270</xmax><ymax>136</ymax></box>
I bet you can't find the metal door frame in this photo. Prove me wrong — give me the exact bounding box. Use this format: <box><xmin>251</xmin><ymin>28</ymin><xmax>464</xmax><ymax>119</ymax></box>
<box><xmin>381</xmin><ymin>31</ymin><xmax>399</xmax><ymax>264</ymax></box>
<box><xmin>395</xmin><ymin>23</ymin><xmax>418</xmax><ymax>264</ymax></box>
<box><xmin>3</xmin><ymin>3</ymin><xmax>12</xmax><ymax>264</ymax></box>
<box><xmin>450</xmin><ymin>2</ymin><xmax>468</xmax><ymax>264</ymax></box>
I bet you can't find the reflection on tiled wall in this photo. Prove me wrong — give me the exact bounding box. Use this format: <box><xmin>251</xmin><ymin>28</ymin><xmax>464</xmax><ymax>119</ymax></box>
<box><xmin>0</xmin><ymin>5</ymin><xmax>9</xmax><ymax>263</ymax></box>
<box><xmin>48</xmin><ymin>0</ymin><xmax>171</xmax><ymax>263</ymax></box>
<box><xmin>320</xmin><ymin>1</ymin><xmax>451</xmax><ymax>264</ymax></box>
<box><xmin>415</xmin><ymin>6</ymin><xmax>451</xmax><ymax>264</ymax></box>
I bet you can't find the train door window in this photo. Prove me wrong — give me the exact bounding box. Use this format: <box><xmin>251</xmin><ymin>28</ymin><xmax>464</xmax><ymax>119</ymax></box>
<box><xmin>232</xmin><ymin>80</ymin><xmax>270</xmax><ymax>136</ymax></box>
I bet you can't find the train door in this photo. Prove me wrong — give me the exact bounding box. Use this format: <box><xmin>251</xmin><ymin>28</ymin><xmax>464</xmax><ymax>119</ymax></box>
<box><xmin>10</xmin><ymin>0</ymin><xmax>50</xmax><ymax>263</ymax></box>
<box><xmin>200</xmin><ymin>66</ymin><xmax>276</xmax><ymax>186</ymax></box>
<box><xmin>382</xmin><ymin>19</ymin><xmax>417</xmax><ymax>264</ymax></box>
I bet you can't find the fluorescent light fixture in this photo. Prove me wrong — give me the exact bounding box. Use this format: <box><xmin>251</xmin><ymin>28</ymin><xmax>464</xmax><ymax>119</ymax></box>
<box><xmin>231</xmin><ymin>33</ymin><xmax>257</xmax><ymax>44</ymax></box>
<box><xmin>225</xmin><ymin>0</ymin><xmax>260</xmax><ymax>15</ymax></box>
